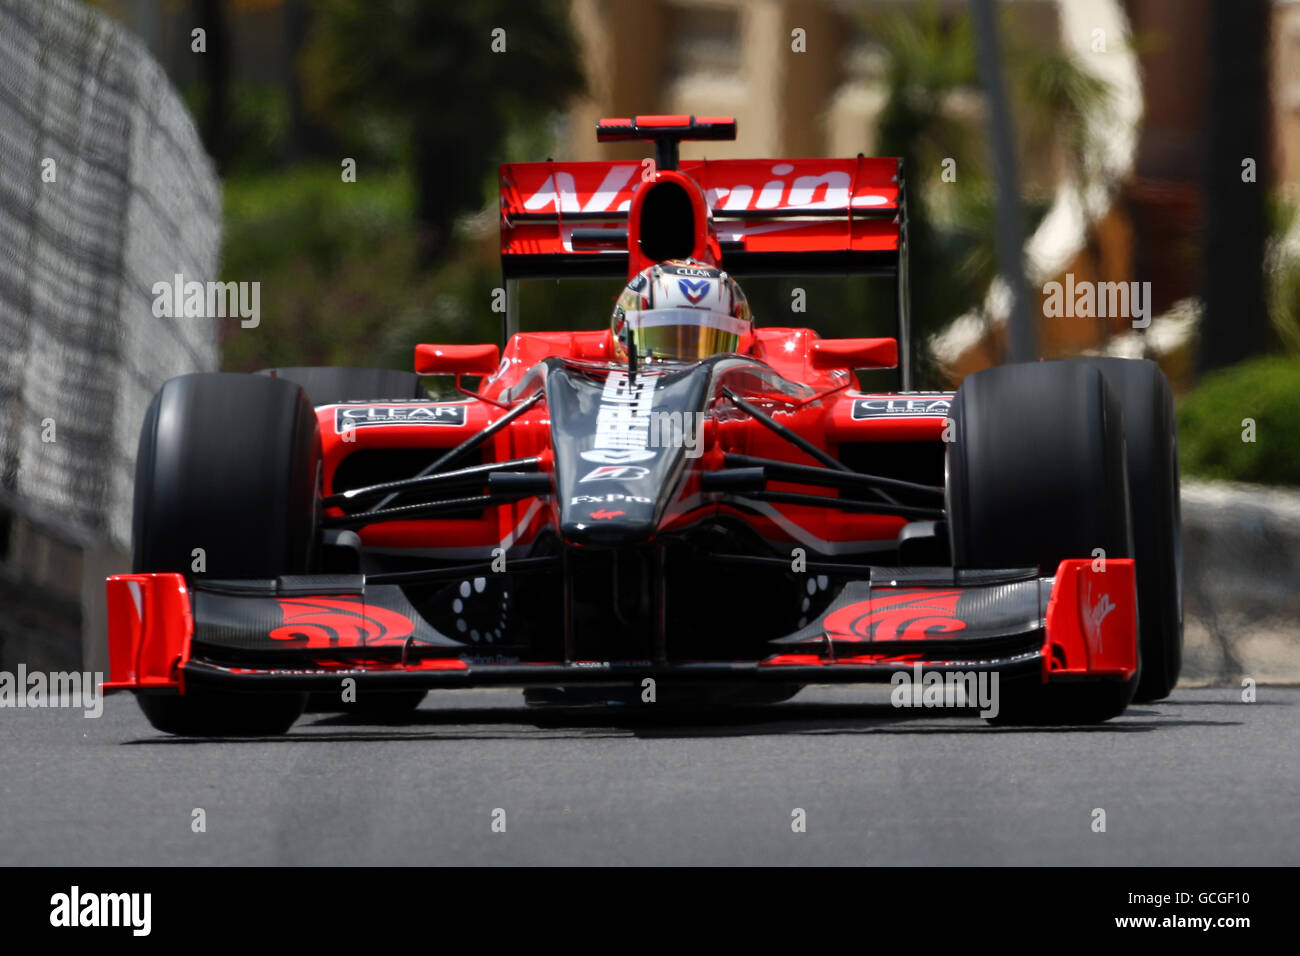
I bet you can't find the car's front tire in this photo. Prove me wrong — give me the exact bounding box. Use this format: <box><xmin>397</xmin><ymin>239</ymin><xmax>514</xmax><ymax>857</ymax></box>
<box><xmin>947</xmin><ymin>361</ymin><xmax>1139</xmax><ymax>724</ymax></box>
<box><xmin>132</xmin><ymin>373</ymin><xmax>320</xmax><ymax>736</ymax></box>
<box><xmin>1076</xmin><ymin>357</ymin><xmax>1182</xmax><ymax>702</ymax></box>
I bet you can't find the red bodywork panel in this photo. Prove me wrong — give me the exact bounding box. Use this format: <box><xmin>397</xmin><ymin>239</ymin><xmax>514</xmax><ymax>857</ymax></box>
<box><xmin>305</xmin><ymin>324</ymin><xmax>946</xmax><ymax>558</ymax></box>
<box><xmin>1043</xmin><ymin>558</ymin><xmax>1139</xmax><ymax>680</ymax></box>
<box><xmin>104</xmin><ymin>573</ymin><xmax>193</xmax><ymax>693</ymax></box>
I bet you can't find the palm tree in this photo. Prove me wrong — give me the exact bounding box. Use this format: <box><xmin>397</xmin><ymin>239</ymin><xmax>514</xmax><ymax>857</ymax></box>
<box><xmin>867</xmin><ymin>3</ymin><xmax>1115</xmax><ymax>374</ymax></box>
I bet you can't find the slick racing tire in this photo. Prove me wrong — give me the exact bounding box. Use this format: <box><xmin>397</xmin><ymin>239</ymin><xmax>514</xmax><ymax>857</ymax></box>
<box><xmin>946</xmin><ymin>361</ymin><xmax>1138</xmax><ymax>725</ymax></box>
<box><xmin>255</xmin><ymin>366</ymin><xmax>427</xmax><ymax>406</ymax></box>
<box><xmin>132</xmin><ymin>373</ymin><xmax>321</xmax><ymax>736</ymax></box>
<box><xmin>1075</xmin><ymin>358</ymin><xmax>1182</xmax><ymax>703</ymax></box>
<box><xmin>135</xmin><ymin>691</ymin><xmax>307</xmax><ymax>739</ymax></box>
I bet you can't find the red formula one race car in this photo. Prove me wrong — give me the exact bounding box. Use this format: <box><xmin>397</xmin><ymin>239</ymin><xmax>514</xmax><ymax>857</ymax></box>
<box><xmin>105</xmin><ymin>115</ymin><xmax>1182</xmax><ymax>734</ymax></box>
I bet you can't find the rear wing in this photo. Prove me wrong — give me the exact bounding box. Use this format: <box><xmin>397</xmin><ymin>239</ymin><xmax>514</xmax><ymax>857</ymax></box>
<box><xmin>497</xmin><ymin>115</ymin><xmax>913</xmax><ymax>387</ymax></box>
<box><xmin>499</xmin><ymin>156</ymin><xmax>904</xmax><ymax>280</ymax></box>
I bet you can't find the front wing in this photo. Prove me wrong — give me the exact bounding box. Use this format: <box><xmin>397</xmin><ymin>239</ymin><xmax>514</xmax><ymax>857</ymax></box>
<box><xmin>102</xmin><ymin>559</ymin><xmax>1137</xmax><ymax>697</ymax></box>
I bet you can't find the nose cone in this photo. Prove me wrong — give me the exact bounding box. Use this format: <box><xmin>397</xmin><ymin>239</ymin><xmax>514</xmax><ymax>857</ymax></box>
<box><xmin>562</xmin><ymin>505</ymin><xmax>657</xmax><ymax>547</ymax></box>
<box><xmin>545</xmin><ymin>360</ymin><xmax>710</xmax><ymax>547</ymax></box>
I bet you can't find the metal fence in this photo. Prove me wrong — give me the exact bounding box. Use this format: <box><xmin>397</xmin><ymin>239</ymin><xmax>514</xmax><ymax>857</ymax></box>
<box><xmin>0</xmin><ymin>0</ymin><xmax>221</xmax><ymax>553</ymax></box>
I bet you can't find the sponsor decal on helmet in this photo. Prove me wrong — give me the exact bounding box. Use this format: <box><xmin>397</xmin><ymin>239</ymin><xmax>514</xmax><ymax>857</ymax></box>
<box><xmin>335</xmin><ymin>404</ymin><xmax>468</xmax><ymax>432</ymax></box>
<box><xmin>677</xmin><ymin>277</ymin><xmax>711</xmax><ymax>304</ymax></box>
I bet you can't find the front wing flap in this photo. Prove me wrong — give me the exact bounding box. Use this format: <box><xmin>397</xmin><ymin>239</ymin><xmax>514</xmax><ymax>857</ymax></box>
<box><xmin>103</xmin><ymin>559</ymin><xmax>1136</xmax><ymax>696</ymax></box>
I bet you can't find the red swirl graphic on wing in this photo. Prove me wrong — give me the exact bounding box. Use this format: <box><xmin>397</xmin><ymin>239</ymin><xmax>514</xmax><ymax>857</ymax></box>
<box><xmin>270</xmin><ymin>598</ymin><xmax>415</xmax><ymax>647</ymax></box>
<box><xmin>822</xmin><ymin>589</ymin><xmax>966</xmax><ymax>642</ymax></box>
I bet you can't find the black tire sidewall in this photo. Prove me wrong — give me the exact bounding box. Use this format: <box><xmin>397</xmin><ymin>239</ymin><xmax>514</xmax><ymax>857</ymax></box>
<box><xmin>949</xmin><ymin>361</ymin><xmax>1133</xmax><ymax>572</ymax></box>
<box><xmin>1077</xmin><ymin>357</ymin><xmax>1182</xmax><ymax>701</ymax></box>
<box><xmin>133</xmin><ymin>373</ymin><xmax>321</xmax><ymax>579</ymax></box>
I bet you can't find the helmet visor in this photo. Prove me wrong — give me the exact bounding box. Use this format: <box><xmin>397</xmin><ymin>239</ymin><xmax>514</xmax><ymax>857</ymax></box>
<box><xmin>622</xmin><ymin>308</ymin><xmax>749</xmax><ymax>360</ymax></box>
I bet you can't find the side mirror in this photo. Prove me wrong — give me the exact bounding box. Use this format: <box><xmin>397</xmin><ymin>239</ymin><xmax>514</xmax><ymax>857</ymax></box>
<box><xmin>809</xmin><ymin>337</ymin><xmax>898</xmax><ymax>371</ymax></box>
<box><xmin>414</xmin><ymin>343</ymin><xmax>501</xmax><ymax>376</ymax></box>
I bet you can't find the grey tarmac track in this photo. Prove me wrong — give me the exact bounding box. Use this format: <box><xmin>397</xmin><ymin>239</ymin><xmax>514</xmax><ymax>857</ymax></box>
<box><xmin>1</xmin><ymin>686</ymin><xmax>1296</xmax><ymax>866</ymax></box>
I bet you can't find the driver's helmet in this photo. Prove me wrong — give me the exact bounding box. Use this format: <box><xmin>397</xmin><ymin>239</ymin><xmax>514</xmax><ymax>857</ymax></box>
<box><xmin>611</xmin><ymin>258</ymin><xmax>752</xmax><ymax>361</ymax></box>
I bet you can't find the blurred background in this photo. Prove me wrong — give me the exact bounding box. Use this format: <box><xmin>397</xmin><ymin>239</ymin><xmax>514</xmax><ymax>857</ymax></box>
<box><xmin>2</xmin><ymin>0</ymin><xmax>1297</xmax><ymax>680</ymax></box>
<box><xmin>89</xmin><ymin>0</ymin><xmax>1300</xmax><ymax>464</ymax></box>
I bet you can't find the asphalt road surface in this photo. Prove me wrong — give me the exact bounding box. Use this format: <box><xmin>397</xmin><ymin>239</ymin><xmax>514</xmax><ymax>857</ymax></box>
<box><xmin>3</xmin><ymin>686</ymin><xmax>1296</xmax><ymax>865</ymax></box>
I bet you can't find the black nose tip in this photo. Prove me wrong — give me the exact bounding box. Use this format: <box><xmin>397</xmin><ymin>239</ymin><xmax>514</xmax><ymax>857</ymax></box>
<box><xmin>561</xmin><ymin>515</ymin><xmax>656</xmax><ymax>547</ymax></box>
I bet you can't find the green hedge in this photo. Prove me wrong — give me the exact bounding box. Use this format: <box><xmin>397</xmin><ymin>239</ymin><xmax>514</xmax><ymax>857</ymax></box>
<box><xmin>1178</xmin><ymin>355</ymin><xmax>1300</xmax><ymax>486</ymax></box>
<box><xmin>222</xmin><ymin>163</ymin><xmax>415</xmax><ymax>280</ymax></box>
<box><xmin>219</xmin><ymin>164</ymin><xmax>503</xmax><ymax>374</ymax></box>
